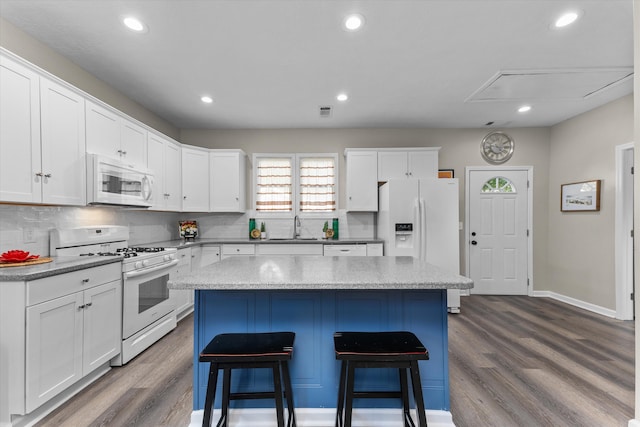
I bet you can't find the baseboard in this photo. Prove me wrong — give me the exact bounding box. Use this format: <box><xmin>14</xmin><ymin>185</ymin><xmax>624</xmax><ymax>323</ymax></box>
<box><xmin>189</xmin><ymin>408</ymin><xmax>455</xmax><ymax>427</ymax></box>
<box><xmin>532</xmin><ymin>291</ymin><xmax>616</xmax><ymax>318</ymax></box>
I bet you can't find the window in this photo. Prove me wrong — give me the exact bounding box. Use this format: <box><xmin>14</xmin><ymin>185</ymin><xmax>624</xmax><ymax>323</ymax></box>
<box><xmin>481</xmin><ymin>176</ymin><xmax>516</xmax><ymax>193</ymax></box>
<box><xmin>254</xmin><ymin>153</ymin><xmax>338</xmax><ymax>215</ymax></box>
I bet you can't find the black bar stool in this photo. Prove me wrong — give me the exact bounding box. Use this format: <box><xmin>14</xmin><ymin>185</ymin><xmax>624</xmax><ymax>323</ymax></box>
<box><xmin>199</xmin><ymin>332</ymin><xmax>296</xmax><ymax>427</ymax></box>
<box><xmin>334</xmin><ymin>331</ymin><xmax>429</xmax><ymax>427</ymax></box>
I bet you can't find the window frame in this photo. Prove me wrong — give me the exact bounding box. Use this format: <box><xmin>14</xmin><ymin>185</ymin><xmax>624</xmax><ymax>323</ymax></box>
<box><xmin>252</xmin><ymin>152</ymin><xmax>339</xmax><ymax>218</ymax></box>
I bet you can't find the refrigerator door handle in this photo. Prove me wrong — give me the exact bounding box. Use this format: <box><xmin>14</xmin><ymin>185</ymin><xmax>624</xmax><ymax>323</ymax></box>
<box><xmin>420</xmin><ymin>198</ymin><xmax>427</xmax><ymax>261</ymax></box>
<box><xmin>414</xmin><ymin>198</ymin><xmax>421</xmax><ymax>259</ymax></box>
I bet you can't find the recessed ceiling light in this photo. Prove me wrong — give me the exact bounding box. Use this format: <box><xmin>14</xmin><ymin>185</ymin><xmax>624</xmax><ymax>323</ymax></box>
<box><xmin>336</xmin><ymin>93</ymin><xmax>348</xmax><ymax>102</ymax></box>
<box><xmin>201</xmin><ymin>96</ymin><xmax>213</xmax><ymax>104</ymax></box>
<box><xmin>518</xmin><ymin>105</ymin><xmax>532</xmax><ymax>113</ymax></box>
<box><xmin>554</xmin><ymin>11</ymin><xmax>580</xmax><ymax>28</ymax></box>
<box><xmin>123</xmin><ymin>16</ymin><xmax>147</xmax><ymax>33</ymax></box>
<box><xmin>344</xmin><ymin>14</ymin><xmax>365</xmax><ymax>31</ymax></box>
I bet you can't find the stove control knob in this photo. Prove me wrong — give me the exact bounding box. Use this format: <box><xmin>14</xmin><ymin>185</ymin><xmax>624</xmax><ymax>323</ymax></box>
<box><xmin>135</xmin><ymin>261</ymin><xmax>143</xmax><ymax>269</ymax></box>
<box><xmin>142</xmin><ymin>260</ymin><xmax>150</xmax><ymax>267</ymax></box>
<box><xmin>163</xmin><ymin>254</ymin><xmax>170</xmax><ymax>262</ymax></box>
<box><xmin>169</xmin><ymin>253</ymin><xmax>176</xmax><ymax>260</ymax></box>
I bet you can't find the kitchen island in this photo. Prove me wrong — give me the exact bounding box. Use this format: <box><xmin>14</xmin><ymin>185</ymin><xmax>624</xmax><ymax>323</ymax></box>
<box><xmin>169</xmin><ymin>255</ymin><xmax>473</xmax><ymax>427</ymax></box>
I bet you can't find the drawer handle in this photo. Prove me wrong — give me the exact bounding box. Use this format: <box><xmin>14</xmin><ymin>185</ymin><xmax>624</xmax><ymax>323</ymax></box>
<box><xmin>82</xmin><ymin>278</ymin><xmax>90</xmax><ymax>283</ymax></box>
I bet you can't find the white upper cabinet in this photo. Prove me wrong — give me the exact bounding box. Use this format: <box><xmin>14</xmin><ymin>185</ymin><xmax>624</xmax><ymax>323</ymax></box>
<box><xmin>86</xmin><ymin>100</ymin><xmax>147</xmax><ymax>168</ymax></box>
<box><xmin>39</xmin><ymin>78</ymin><xmax>86</xmax><ymax>205</ymax></box>
<box><xmin>209</xmin><ymin>149</ymin><xmax>246</xmax><ymax>212</ymax></box>
<box><xmin>147</xmin><ymin>132</ymin><xmax>182</xmax><ymax>211</ymax></box>
<box><xmin>344</xmin><ymin>150</ymin><xmax>378</xmax><ymax>212</ymax></box>
<box><xmin>0</xmin><ymin>54</ymin><xmax>42</xmax><ymax>203</ymax></box>
<box><xmin>377</xmin><ymin>148</ymin><xmax>439</xmax><ymax>181</ymax></box>
<box><xmin>181</xmin><ymin>145</ymin><xmax>210</xmax><ymax>212</ymax></box>
<box><xmin>1</xmin><ymin>53</ymin><xmax>86</xmax><ymax>206</ymax></box>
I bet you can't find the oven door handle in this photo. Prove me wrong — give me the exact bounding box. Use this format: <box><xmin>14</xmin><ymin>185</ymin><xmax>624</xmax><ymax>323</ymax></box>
<box><xmin>123</xmin><ymin>259</ymin><xmax>179</xmax><ymax>279</ymax></box>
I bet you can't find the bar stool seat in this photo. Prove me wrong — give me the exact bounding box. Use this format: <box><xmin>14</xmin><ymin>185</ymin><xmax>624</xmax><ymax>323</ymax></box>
<box><xmin>334</xmin><ymin>331</ymin><xmax>429</xmax><ymax>427</ymax></box>
<box><xmin>199</xmin><ymin>332</ymin><xmax>296</xmax><ymax>427</ymax></box>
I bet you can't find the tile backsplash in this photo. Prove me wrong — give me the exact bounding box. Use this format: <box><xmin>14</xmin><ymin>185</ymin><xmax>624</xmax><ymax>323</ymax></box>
<box><xmin>0</xmin><ymin>205</ymin><xmax>375</xmax><ymax>255</ymax></box>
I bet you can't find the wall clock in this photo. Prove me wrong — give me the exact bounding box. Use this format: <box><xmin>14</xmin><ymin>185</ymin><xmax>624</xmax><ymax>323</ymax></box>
<box><xmin>481</xmin><ymin>131</ymin><xmax>514</xmax><ymax>164</ymax></box>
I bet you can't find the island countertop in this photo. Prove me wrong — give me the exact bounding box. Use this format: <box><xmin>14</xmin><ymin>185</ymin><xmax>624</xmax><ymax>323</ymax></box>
<box><xmin>168</xmin><ymin>255</ymin><xmax>473</xmax><ymax>290</ymax></box>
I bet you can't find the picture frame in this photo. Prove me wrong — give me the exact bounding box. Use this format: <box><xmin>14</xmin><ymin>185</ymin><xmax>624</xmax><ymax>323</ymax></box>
<box><xmin>560</xmin><ymin>180</ymin><xmax>601</xmax><ymax>212</ymax></box>
<box><xmin>438</xmin><ymin>169</ymin><xmax>454</xmax><ymax>179</ymax></box>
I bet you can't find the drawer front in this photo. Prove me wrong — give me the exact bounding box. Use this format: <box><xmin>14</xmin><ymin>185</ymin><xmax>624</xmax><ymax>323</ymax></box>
<box><xmin>27</xmin><ymin>263</ymin><xmax>121</xmax><ymax>306</ymax></box>
<box><xmin>222</xmin><ymin>244</ymin><xmax>255</xmax><ymax>256</ymax></box>
<box><xmin>257</xmin><ymin>244</ymin><xmax>323</xmax><ymax>256</ymax></box>
<box><xmin>323</xmin><ymin>244</ymin><xmax>367</xmax><ymax>257</ymax></box>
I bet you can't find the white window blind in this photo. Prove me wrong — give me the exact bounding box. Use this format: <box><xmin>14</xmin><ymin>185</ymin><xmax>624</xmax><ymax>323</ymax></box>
<box><xmin>299</xmin><ymin>157</ymin><xmax>336</xmax><ymax>212</ymax></box>
<box><xmin>256</xmin><ymin>158</ymin><xmax>292</xmax><ymax>212</ymax></box>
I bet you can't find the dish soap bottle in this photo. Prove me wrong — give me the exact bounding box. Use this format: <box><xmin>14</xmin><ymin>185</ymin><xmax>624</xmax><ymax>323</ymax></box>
<box><xmin>332</xmin><ymin>218</ymin><xmax>339</xmax><ymax>240</ymax></box>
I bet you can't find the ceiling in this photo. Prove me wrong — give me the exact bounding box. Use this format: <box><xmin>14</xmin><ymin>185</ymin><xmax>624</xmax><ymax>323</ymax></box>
<box><xmin>0</xmin><ymin>0</ymin><xmax>634</xmax><ymax>130</ymax></box>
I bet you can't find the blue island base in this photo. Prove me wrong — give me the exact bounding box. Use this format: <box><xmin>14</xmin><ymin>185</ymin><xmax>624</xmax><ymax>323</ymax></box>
<box><xmin>193</xmin><ymin>289</ymin><xmax>452</xmax><ymax>424</ymax></box>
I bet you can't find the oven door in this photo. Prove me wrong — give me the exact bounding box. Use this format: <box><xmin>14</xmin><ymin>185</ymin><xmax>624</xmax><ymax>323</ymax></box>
<box><xmin>122</xmin><ymin>260</ymin><xmax>179</xmax><ymax>339</ymax></box>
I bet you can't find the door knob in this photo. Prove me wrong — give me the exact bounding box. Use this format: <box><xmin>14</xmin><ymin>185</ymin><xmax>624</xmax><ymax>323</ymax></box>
<box><xmin>471</xmin><ymin>240</ymin><xmax>478</xmax><ymax>245</ymax></box>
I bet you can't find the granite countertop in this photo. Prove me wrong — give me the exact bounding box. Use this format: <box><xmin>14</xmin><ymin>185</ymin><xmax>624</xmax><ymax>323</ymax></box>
<box><xmin>0</xmin><ymin>256</ymin><xmax>122</xmax><ymax>281</ymax></box>
<box><xmin>144</xmin><ymin>238</ymin><xmax>383</xmax><ymax>248</ymax></box>
<box><xmin>168</xmin><ymin>255</ymin><xmax>473</xmax><ymax>291</ymax></box>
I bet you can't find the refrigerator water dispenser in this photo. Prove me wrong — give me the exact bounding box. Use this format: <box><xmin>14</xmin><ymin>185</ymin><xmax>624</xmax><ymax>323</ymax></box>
<box><xmin>395</xmin><ymin>223</ymin><xmax>414</xmax><ymax>249</ymax></box>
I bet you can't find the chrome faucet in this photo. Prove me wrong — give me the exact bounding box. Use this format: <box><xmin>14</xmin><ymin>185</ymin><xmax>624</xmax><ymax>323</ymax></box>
<box><xmin>294</xmin><ymin>215</ymin><xmax>301</xmax><ymax>239</ymax></box>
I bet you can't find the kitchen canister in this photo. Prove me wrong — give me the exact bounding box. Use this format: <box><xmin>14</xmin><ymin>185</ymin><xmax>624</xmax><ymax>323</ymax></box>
<box><xmin>332</xmin><ymin>218</ymin><xmax>339</xmax><ymax>240</ymax></box>
<box><xmin>249</xmin><ymin>218</ymin><xmax>256</xmax><ymax>238</ymax></box>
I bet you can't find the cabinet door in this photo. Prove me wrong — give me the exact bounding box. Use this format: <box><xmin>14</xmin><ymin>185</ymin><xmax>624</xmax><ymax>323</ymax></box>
<box><xmin>40</xmin><ymin>78</ymin><xmax>86</xmax><ymax>205</ymax></box>
<box><xmin>407</xmin><ymin>150</ymin><xmax>438</xmax><ymax>179</ymax></box>
<box><xmin>210</xmin><ymin>151</ymin><xmax>246</xmax><ymax>212</ymax></box>
<box><xmin>26</xmin><ymin>292</ymin><xmax>84</xmax><ymax>412</ymax></box>
<box><xmin>83</xmin><ymin>280</ymin><xmax>122</xmax><ymax>375</ymax></box>
<box><xmin>147</xmin><ymin>133</ymin><xmax>165</xmax><ymax>210</ymax></box>
<box><xmin>0</xmin><ymin>55</ymin><xmax>42</xmax><ymax>203</ymax></box>
<box><xmin>120</xmin><ymin>118</ymin><xmax>147</xmax><ymax>169</ymax></box>
<box><xmin>345</xmin><ymin>151</ymin><xmax>378</xmax><ymax>211</ymax></box>
<box><xmin>85</xmin><ymin>100</ymin><xmax>120</xmax><ymax>159</ymax></box>
<box><xmin>182</xmin><ymin>146</ymin><xmax>209</xmax><ymax>211</ymax></box>
<box><xmin>171</xmin><ymin>248</ymin><xmax>193</xmax><ymax>318</ymax></box>
<box><xmin>164</xmin><ymin>141</ymin><xmax>182</xmax><ymax>211</ymax></box>
<box><xmin>377</xmin><ymin>151</ymin><xmax>408</xmax><ymax>181</ymax></box>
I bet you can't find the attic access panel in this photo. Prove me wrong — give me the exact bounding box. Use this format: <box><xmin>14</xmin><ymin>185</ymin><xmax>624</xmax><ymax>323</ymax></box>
<box><xmin>467</xmin><ymin>68</ymin><xmax>633</xmax><ymax>101</ymax></box>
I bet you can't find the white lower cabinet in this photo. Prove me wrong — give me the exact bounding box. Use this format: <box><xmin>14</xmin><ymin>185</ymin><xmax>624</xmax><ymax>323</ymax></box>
<box><xmin>256</xmin><ymin>244</ymin><xmax>323</xmax><ymax>256</ymax></box>
<box><xmin>222</xmin><ymin>244</ymin><xmax>255</xmax><ymax>259</ymax></box>
<box><xmin>23</xmin><ymin>264</ymin><xmax>121</xmax><ymax>413</ymax></box>
<box><xmin>170</xmin><ymin>248</ymin><xmax>192</xmax><ymax>320</ymax></box>
<box><xmin>323</xmin><ymin>244</ymin><xmax>367</xmax><ymax>257</ymax></box>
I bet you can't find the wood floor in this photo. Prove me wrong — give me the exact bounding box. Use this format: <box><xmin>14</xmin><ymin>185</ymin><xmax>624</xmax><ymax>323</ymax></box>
<box><xmin>37</xmin><ymin>295</ymin><xmax>634</xmax><ymax>427</ymax></box>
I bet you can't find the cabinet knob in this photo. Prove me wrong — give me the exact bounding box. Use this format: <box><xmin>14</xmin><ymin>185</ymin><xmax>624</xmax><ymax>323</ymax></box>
<box><xmin>78</xmin><ymin>304</ymin><xmax>85</xmax><ymax>310</ymax></box>
<box><xmin>121</xmin><ymin>151</ymin><xmax>127</xmax><ymax>155</ymax></box>
<box><xmin>82</xmin><ymin>278</ymin><xmax>90</xmax><ymax>283</ymax></box>
<box><xmin>44</xmin><ymin>173</ymin><xmax>52</xmax><ymax>178</ymax></box>
<box><xmin>35</xmin><ymin>172</ymin><xmax>43</xmax><ymax>177</ymax></box>
<box><xmin>183</xmin><ymin>196</ymin><xmax>187</xmax><ymax>199</ymax></box>
<box><xmin>85</xmin><ymin>302</ymin><xmax>92</xmax><ymax>308</ymax></box>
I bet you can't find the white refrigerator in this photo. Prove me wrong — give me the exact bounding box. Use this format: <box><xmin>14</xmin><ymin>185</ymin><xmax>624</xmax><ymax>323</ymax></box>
<box><xmin>377</xmin><ymin>179</ymin><xmax>461</xmax><ymax>312</ymax></box>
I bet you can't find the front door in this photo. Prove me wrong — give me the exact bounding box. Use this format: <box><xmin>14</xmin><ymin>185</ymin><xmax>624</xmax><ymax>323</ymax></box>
<box><xmin>467</xmin><ymin>168</ymin><xmax>529</xmax><ymax>294</ymax></box>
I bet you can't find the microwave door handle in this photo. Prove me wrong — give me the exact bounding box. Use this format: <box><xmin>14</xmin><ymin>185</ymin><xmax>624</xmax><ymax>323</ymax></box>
<box><xmin>123</xmin><ymin>259</ymin><xmax>179</xmax><ymax>279</ymax></box>
<box><xmin>142</xmin><ymin>175</ymin><xmax>152</xmax><ymax>201</ymax></box>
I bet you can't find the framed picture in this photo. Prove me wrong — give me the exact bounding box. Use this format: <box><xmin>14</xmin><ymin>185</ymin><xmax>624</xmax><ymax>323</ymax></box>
<box><xmin>438</xmin><ymin>169</ymin><xmax>454</xmax><ymax>179</ymax></box>
<box><xmin>561</xmin><ymin>180</ymin><xmax>601</xmax><ymax>212</ymax></box>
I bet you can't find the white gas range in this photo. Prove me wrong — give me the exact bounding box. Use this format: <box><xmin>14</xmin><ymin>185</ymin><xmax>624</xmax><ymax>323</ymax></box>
<box><xmin>50</xmin><ymin>226</ymin><xmax>178</xmax><ymax>365</ymax></box>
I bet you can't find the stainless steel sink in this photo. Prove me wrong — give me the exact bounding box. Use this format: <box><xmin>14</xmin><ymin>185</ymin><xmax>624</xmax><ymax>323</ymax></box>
<box><xmin>267</xmin><ymin>237</ymin><xmax>319</xmax><ymax>241</ymax></box>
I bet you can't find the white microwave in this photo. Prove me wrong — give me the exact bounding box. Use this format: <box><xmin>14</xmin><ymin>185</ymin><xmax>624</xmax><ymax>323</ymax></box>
<box><xmin>87</xmin><ymin>154</ymin><xmax>154</xmax><ymax>207</ymax></box>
